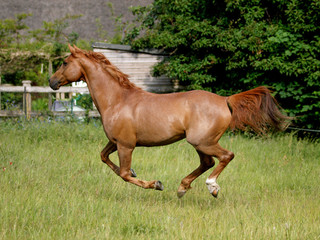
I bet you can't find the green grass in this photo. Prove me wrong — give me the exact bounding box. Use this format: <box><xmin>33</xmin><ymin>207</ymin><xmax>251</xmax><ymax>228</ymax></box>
<box><xmin>0</xmin><ymin>119</ymin><xmax>319</xmax><ymax>239</ymax></box>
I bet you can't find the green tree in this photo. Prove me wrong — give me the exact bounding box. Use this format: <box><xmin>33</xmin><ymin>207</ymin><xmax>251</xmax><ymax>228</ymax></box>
<box><xmin>30</xmin><ymin>14</ymin><xmax>83</xmax><ymax>56</ymax></box>
<box><xmin>95</xmin><ymin>2</ymin><xmax>136</xmax><ymax>44</ymax></box>
<box><xmin>0</xmin><ymin>13</ymin><xmax>32</xmax><ymax>48</ymax></box>
<box><xmin>125</xmin><ymin>0</ymin><xmax>320</xmax><ymax>129</ymax></box>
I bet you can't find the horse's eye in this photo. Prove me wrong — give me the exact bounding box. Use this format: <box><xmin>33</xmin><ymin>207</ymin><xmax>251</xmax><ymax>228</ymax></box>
<box><xmin>63</xmin><ymin>61</ymin><xmax>68</xmax><ymax>66</ymax></box>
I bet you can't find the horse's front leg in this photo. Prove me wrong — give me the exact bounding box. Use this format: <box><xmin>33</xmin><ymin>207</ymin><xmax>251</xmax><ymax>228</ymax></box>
<box><xmin>117</xmin><ymin>143</ymin><xmax>164</xmax><ymax>190</ymax></box>
<box><xmin>101</xmin><ymin>141</ymin><xmax>136</xmax><ymax>177</ymax></box>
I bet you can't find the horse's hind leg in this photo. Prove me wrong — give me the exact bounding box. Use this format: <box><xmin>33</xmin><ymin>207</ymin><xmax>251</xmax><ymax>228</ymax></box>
<box><xmin>198</xmin><ymin>144</ymin><xmax>234</xmax><ymax>198</ymax></box>
<box><xmin>117</xmin><ymin>144</ymin><xmax>164</xmax><ymax>190</ymax></box>
<box><xmin>177</xmin><ymin>151</ymin><xmax>215</xmax><ymax>198</ymax></box>
<box><xmin>101</xmin><ymin>141</ymin><xmax>136</xmax><ymax>177</ymax></box>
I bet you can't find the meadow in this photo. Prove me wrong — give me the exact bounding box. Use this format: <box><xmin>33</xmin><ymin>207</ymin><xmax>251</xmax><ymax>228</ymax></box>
<box><xmin>0</xmin><ymin>119</ymin><xmax>319</xmax><ymax>239</ymax></box>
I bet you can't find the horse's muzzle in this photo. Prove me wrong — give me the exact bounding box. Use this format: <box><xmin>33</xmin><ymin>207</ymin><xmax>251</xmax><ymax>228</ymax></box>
<box><xmin>49</xmin><ymin>77</ymin><xmax>60</xmax><ymax>90</ymax></box>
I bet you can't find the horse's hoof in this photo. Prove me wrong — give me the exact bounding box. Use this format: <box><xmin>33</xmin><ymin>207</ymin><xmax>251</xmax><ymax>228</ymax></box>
<box><xmin>130</xmin><ymin>168</ymin><xmax>137</xmax><ymax>177</ymax></box>
<box><xmin>206</xmin><ymin>178</ymin><xmax>220</xmax><ymax>198</ymax></box>
<box><xmin>155</xmin><ymin>181</ymin><xmax>164</xmax><ymax>191</ymax></box>
<box><xmin>211</xmin><ymin>189</ymin><xmax>219</xmax><ymax>198</ymax></box>
<box><xmin>177</xmin><ymin>190</ymin><xmax>186</xmax><ymax>198</ymax></box>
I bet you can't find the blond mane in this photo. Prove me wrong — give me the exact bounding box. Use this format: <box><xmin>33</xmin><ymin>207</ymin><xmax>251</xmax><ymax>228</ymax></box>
<box><xmin>75</xmin><ymin>48</ymin><xmax>139</xmax><ymax>89</ymax></box>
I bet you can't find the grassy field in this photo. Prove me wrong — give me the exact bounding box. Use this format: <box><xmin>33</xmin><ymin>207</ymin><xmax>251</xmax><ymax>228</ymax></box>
<box><xmin>0</xmin><ymin>119</ymin><xmax>319</xmax><ymax>239</ymax></box>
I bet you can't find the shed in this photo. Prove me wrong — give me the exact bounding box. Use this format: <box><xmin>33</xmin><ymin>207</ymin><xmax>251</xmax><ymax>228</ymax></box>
<box><xmin>91</xmin><ymin>43</ymin><xmax>175</xmax><ymax>93</ymax></box>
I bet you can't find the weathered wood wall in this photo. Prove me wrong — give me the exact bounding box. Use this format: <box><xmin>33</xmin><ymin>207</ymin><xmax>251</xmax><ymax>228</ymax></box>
<box><xmin>92</xmin><ymin>43</ymin><xmax>175</xmax><ymax>93</ymax></box>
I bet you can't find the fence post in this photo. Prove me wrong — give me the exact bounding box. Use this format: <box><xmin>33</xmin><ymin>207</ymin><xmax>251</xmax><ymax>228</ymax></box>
<box><xmin>48</xmin><ymin>93</ymin><xmax>52</xmax><ymax>111</ymax></box>
<box><xmin>0</xmin><ymin>68</ymin><xmax>1</xmax><ymax>111</ymax></box>
<box><xmin>22</xmin><ymin>80</ymin><xmax>32</xmax><ymax>119</ymax></box>
<box><xmin>48</xmin><ymin>59</ymin><xmax>53</xmax><ymax>110</ymax></box>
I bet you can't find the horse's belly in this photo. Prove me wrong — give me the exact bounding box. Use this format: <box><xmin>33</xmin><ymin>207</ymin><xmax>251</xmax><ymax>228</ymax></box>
<box><xmin>136</xmin><ymin>127</ymin><xmax>185</xmax><ymax>147</ymax></box>
<box><xmin>136</xmin><ymin>134</ymin><xmax>185</xmax><ymax>147</ymax></box>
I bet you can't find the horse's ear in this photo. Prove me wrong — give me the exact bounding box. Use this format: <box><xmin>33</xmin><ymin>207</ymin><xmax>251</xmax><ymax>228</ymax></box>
<box><xmin>73</xmin><ymin>45</ymin><xmax>81</xmax><ymax>51</ymax></box>
<box><xmin>68</xmin><ymin>44</ymin><xmax>76</xmax><ymax>55</ymax></box>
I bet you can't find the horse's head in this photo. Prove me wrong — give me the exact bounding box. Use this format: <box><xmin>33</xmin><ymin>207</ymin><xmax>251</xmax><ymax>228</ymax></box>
<box><xmin>49</xmin><ymin>45</ymin><xmax>85</xmax><ymax>90</ymax></box>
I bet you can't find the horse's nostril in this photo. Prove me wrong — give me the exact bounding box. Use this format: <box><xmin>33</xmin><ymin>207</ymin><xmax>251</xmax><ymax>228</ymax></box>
<box><xmin>49</xmin><ymin>78</ymin><xmax>60</xmax><ymax>90</ymax></box>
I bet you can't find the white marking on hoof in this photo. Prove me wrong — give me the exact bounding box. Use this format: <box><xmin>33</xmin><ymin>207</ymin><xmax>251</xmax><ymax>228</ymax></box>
<box><xmin>206</xmin><ymin>178</ymin><xmax>220</xmax><ymax>195</ymax></box>
<box><xmin>177</xmin><ymin>190</ymin><xmax>186</xmax><ymax>198</ymax></box>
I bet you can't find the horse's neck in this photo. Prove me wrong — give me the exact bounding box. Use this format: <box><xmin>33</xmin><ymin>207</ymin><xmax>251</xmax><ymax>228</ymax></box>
<box><xmin>82</xmin><ymin>61</ymin><xmax>124</xmax><ymax>113</ymax></box>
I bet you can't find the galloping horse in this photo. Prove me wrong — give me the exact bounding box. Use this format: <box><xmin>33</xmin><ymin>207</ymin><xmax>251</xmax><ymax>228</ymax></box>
<box><xmin>49</xmin><ymin>45</ymin><xmax>289</xmax><ymax>198</ymax></box>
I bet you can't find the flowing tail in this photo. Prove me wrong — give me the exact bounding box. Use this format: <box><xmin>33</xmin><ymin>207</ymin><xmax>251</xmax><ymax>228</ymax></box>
<box><xmin>227</xmin><ymin>86</ymin><xmax>291</xmax><ymax>134</ymax></box>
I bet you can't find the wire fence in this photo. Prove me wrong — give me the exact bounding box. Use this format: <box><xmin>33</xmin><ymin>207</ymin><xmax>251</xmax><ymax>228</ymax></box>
<box><xmin>287</xmin><ymin>127</ymin><xmax>320</xmax><ymax>133</ymax></box>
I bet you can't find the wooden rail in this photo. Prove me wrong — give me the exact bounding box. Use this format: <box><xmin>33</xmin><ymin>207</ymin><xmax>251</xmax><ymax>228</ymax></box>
<box><xmin>0</xmin><ymin>81</ymin><xmax>99</xmax><ymax>119</ymax></box>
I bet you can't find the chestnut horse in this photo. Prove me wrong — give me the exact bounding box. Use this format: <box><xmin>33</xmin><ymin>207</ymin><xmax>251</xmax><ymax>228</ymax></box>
<box><xmin>49</xmin><ymin>45</ymin><xmax>289</xmax><ymax>198</ymax></box>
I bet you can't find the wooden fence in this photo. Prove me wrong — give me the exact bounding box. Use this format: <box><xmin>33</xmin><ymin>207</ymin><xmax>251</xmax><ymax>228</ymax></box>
<box><xmin>0</xmin><ymin>80</ymin><xmax>100</xmax><ymax>119</ymax></box>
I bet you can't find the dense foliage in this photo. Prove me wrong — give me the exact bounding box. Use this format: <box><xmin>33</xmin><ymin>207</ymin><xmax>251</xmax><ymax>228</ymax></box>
<box><xmin>125</xmin><ymin>0</ymin><xmax>320</xmax><ymax>129</ymax></box>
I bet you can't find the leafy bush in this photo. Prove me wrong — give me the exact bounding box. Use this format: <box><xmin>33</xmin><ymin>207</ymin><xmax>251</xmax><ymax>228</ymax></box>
<box><xmin>32</xmin><ymin>98</ymin><xmax>48</xmax><ymax>111</ymax></box>
<box><xmin>0</xmin><ymin>93</ymin><xmax>22</xmax><ymax>111</ymax></box>
<box><xmin>75</xmin><ymin>94</ymin><xmax>94</xmax><ymax>110</ymax></box>
<box><xmin>125</xmin><ymin>0</ymin><xmax>320</xmax><ymax>130</ymax></box>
